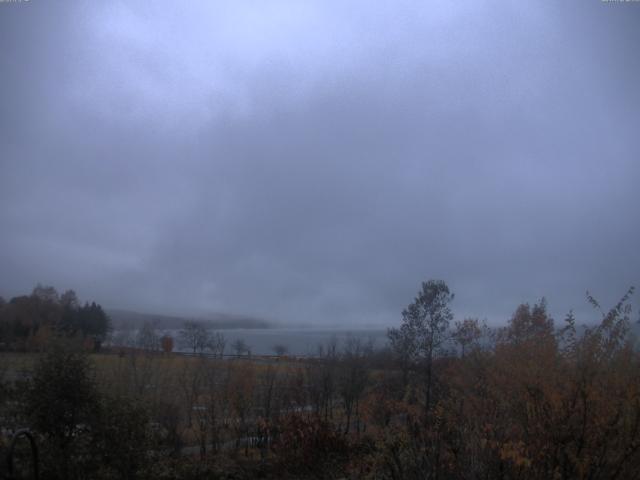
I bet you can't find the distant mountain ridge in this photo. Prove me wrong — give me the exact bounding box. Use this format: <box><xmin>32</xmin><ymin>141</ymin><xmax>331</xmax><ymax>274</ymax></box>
<box><xmin>106</xmin><ymin>308</ymin><xmax>273</xmax><ymax>331</ymax></box>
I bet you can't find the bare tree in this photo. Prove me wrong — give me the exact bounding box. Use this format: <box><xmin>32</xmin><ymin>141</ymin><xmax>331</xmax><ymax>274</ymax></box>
<box><xmin>306</xmin><ymin>337</ymin><xmax>339</xmax><ymax>421</ymax></box>
<box><xmin>339</xmin><ymin>336</ymin><xmax>372</xmax><ymax>434</ymax></box>
<box><xmin>227</xmin><ymin>362</ymin><xmax>255</xmax><ymax>456</ymax></box>
<box><xmin>232</xmin><ymin>338</ymin><xmax>250</xmax><ymax>357</ymax></box>
<box><xmin>386</xmin><ymin>326</ymin><xmax>415</xmax><ymax>391</ymax></box>
<box><xmin>202</xmin><ymin>360</ymin><xmax>224</xmax><ymax>453</ymax></box>
<box><xmin>452</xmin><ymin>317</ymin><xmax>484</xmax><ymax>357</ymax></box>
<box><xmin>179</xmin><ymin>320</ymin><xmax>210</xmax><ymax>354</ymax></box>
<box><xmin>207</xmin><ymin>331</ymin><xmax>226</xmax><ymax>358</ymax></box>
<box><xmin>272</xmin><ymin>344</ymin><xmax>288</xmax><ymax>356</ymax></box>
<box><xmin>136</xmin><ymin>320</ymin><xmax>159</xmax><ymax>352</ymax></box>
<box><xmin>31</xmin><ymin>284</ymin><xmax>60</xmax><ymax>303</ymax></box>
<box><xmin>177</xmin><ymin>359</ymin><xmax>199</xmax><ymax>428</ymax></box>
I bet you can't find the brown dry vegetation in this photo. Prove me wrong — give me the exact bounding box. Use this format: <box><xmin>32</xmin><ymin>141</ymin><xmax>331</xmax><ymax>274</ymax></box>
<box><xmin>1</xmin><ymin>285</ymin><xmax>640</xmax><ymax>479</ymax></box>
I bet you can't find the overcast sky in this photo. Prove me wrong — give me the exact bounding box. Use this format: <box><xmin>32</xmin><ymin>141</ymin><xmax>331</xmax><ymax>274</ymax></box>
<box><xmin>1</xmin><ymin>1</ymin><xmax>639</xmax><ymax>327</ymax></box>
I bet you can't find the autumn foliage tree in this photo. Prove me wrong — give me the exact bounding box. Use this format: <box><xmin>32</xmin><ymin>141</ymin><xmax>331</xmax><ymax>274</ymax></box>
<box><xmin>388</xmin><ymin>279</ymin><xmax>454</xmax><ymax>415</ymax></box>
<box><xmin>425</xmin><ymin>289</ymin><xmax>640</xmax><ymax>480</ymax></box>
<box><xmin>0</xmin><ymin>285</ymin><xmax>111</xmax><ymax>351</ymax></box>
<box><xmin>161</xmin><ymin>334</ymin><xmax>174</xmax><ymax>353</ymax></box>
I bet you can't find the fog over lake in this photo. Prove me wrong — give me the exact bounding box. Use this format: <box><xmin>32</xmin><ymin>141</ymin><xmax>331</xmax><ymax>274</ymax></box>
<box><xmin>117</xmin><ymin>328</ymin><xmax>388</xmax><ymax>356</ymax></box>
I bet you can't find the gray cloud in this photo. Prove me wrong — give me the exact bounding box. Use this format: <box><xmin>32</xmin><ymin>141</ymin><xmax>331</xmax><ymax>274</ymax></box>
<box><xmin>1</xmin><ymin>0</ymin><xmax>639</xmax><ymax>326</ymax></box>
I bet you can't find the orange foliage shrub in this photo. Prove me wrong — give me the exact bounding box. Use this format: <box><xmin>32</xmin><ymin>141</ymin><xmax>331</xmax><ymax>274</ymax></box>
<box><xmin>160</xmin><ymin>335</ymin><xmax>174</xmax><ymax>354</ymax></box>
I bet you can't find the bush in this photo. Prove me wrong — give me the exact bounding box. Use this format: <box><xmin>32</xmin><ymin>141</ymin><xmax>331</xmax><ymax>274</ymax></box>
<box><xmin>270</xmin><ymin>414</ymin><xmax>349</xmax><ymax>477</ymax></box>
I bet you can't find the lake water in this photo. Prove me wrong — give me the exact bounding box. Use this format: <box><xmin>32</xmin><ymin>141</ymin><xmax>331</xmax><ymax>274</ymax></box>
<box><xmin>133</xmin><ymin>328</ymin><xmax>389</xmax><ymax>356</ymax></box>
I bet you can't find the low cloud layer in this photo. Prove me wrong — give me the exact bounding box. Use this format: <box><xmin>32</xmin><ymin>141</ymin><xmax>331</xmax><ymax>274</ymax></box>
<box><xmin>1</xmin><ymin>1</ymin><xmax>639</xmax><ymax>326</ymax></box>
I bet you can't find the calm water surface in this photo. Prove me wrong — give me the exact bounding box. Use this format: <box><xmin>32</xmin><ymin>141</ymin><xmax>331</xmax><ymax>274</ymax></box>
<box><xmin>153</xmin><ymin>328</ymin><xmax>389</xmax><ymax>356</ymax></box>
